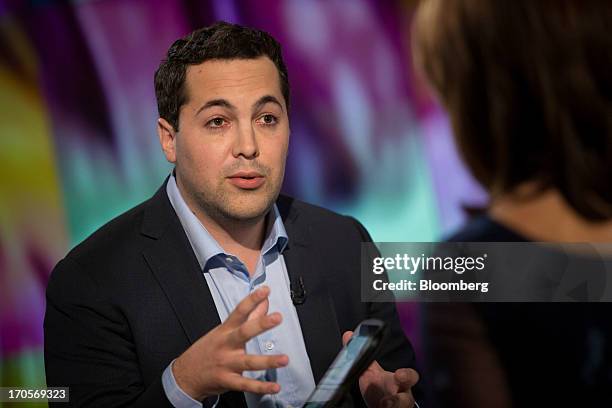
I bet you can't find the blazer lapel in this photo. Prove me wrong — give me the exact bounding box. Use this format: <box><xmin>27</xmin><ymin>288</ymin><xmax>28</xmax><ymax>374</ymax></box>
<box><xmin>279</xmin><ymin>196</ymin><xmax>343</xmax><ymax>383</ymax></box>
<box><xmin>140</xmin><ymin>180</ymin><xmax>221</xmax><ymax>344</ymax></box>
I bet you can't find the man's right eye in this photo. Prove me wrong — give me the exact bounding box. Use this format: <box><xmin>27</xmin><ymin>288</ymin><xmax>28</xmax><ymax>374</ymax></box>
<box><xmin>207</xmin><ymin>117</ymin><xmax>227</xmax><ymax>128</ymax></box>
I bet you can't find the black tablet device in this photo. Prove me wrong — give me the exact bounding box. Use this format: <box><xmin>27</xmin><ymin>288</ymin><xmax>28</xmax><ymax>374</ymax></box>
<box><xmin>302</xmin><ymin>319</ymin><xmax>387</xmax><ymax>407</ymax></box>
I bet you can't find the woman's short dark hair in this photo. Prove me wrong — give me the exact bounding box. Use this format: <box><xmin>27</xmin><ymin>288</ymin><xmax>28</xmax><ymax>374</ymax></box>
<box><xmin>413</xmin><ymin>0</ymin><xmax>612</xmax><ymax>221</ymax></box>
<box><xmin>154</xmin><ymin>21</ymin><xmax>290</xmax><ymax>132</ymax></box>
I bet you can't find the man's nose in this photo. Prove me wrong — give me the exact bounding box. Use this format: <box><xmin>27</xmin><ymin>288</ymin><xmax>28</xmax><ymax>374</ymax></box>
<box><xmin>232</xmin><ymin>122</ymin><xmax>259</xmax><ymax>159</ymax></box>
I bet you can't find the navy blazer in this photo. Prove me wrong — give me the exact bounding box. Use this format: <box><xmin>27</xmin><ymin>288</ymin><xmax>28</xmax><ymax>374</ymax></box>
<box><xmin>44</xmin><ymin>179</ymin><xmax>416</xmax><ymax>407</ymax></box>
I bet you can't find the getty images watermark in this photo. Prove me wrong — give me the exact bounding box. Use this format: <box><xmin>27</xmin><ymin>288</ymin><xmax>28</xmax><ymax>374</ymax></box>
<box><xmin>372</xmin><ymin>252</ymin><xmax>489</xmax><ymax>293</ymax></box>
<box><xmin>361</xmin><ymin>243</ymin><xmax>612</xmax><ymax>302</ymax></box>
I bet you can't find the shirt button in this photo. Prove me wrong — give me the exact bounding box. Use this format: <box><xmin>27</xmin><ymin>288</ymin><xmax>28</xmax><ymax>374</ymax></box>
<box><xmin>264</xmin><ymin>341</ymin><xmax>275</xmax><ymax>351</ymax></box>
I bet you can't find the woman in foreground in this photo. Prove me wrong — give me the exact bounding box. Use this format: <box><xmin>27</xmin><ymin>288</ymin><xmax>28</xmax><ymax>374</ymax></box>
<box><xmin>412</xmin><ymin>1</ymin><xmax>612</xmax><ymax>406</ymax></box>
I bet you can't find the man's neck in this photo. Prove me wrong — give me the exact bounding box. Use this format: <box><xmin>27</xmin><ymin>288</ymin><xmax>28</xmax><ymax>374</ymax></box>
<box><xmin>175</xmin><ymin>178</ymin><xmax>267</xmax><ymax>275</ymax></box>
<box><xmin>198</xmin><ymin>210</ymin><xmax>267</xmax><ymax>256</ymax></box>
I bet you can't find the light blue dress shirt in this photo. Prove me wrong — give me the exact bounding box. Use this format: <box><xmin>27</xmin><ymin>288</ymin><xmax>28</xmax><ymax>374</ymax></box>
<box><xmin>161</xmin><ymin>174</ymin><xmax>316</xmax><ymax>407</ymax></box>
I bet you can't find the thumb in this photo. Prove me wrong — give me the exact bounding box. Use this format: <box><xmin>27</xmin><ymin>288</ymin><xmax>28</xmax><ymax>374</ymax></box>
<box><xmin>342</xmin><ymin>330</ymin><xmax>353</xmax><ymax>346</ymax></box>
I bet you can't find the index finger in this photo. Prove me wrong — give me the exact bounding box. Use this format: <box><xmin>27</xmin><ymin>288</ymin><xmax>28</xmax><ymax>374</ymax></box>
<box><xmin>225</xmin><ymin>286</ymin><xmax>270</xmax><ymax>328</ymax></box>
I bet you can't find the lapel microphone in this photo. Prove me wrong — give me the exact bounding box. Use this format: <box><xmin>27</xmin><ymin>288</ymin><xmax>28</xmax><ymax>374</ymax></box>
<box><xmin>290</xmin><ymin>276</ymin><xmax>307</xmax><ymax>305</ymax></box>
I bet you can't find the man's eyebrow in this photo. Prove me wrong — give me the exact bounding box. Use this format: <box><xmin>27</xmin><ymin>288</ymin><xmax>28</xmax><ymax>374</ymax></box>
<box><xmin>253</xmin><ymin>95</ymin><xmax>284</xmax><ymax>112</ymax></box>
<box><xmin>195</xmin><ymin>99</ymin><xmax>236</xmax><ymax>116</ymax></box>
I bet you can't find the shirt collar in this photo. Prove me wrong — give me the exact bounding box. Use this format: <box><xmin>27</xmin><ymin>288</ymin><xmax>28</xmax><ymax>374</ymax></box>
<box><xmin>166</xmin><ymin>173</ymin><xmax>288</xmax><ymax>271</ymax></box>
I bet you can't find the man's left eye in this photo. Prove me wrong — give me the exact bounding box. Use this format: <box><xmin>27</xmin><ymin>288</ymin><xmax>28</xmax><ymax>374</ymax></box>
<box><xmin>258</xmin><ymin>114</ymin><xmax>278</xmax><ymax>125</ymax></box>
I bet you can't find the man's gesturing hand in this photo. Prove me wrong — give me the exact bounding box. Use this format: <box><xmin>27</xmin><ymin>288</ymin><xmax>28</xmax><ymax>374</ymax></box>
<box><xmin>342</xmin><ymin>331</ymin><xmax>419</xmax><ymax>408</ymax></box>
<box><xmin>173</xmin><ymin>286</ymin><xmax>288</xmax><ymax>401</ymax></box>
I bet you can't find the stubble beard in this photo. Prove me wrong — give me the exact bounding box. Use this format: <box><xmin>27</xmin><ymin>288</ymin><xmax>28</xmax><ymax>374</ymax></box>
<box><xmin>177</xmin><ymin>159</ymin><xmax>286</xmax><ymax>230</ymax></box>
<box><xmin>194</xmin><ymin>184</ymin><xmax>278</xmax><ymax>228</ymax></box>
<box><xmin>189</xmin><ymin>168</ymin><xmax>284</xmax><ymax>231</ymax></box>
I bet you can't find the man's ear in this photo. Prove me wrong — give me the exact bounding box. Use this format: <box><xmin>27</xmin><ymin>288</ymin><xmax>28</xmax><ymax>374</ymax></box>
<box><xmin>157</xmin><ymin>118</ymin><xmax>177</xmax><ymax>163</ymax></box>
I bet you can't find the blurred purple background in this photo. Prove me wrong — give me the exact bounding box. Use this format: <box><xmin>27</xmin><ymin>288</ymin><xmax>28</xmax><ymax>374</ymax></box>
<box><xmin>0</xmin><ymin>0</ymin><xmax>486</xmax><ymax>398</ymax></box>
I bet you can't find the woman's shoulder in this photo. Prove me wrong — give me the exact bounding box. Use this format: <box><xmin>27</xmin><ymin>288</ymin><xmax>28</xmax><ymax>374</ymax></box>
<box><xmin>445</xmin><ymin>214</ymin><xmax>529</xmax><ymax>242</ymax></box>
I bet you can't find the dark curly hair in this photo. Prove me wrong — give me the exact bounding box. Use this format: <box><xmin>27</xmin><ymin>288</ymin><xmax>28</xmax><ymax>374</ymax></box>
<box><xmin>154</xmin><ymin>21</ymin><xmax>290</xmax><ymax>131</ymax></box>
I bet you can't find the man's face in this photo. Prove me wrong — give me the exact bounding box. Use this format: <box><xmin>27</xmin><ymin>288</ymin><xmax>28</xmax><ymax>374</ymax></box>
<box><xmin>158</xmin><ymin>57</ymin><xmax>289</xmax><ymax>223</ymax></box>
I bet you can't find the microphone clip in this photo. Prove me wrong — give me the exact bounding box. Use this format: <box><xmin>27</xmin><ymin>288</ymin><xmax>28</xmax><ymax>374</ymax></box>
<box><xmin>290</xmin><ymin>276</ymin><xmax>307</xmax><ymax>305</ymax></box>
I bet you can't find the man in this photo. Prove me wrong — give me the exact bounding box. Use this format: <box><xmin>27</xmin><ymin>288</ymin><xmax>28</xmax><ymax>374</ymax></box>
<box><xmin>44</xmin><ymin>22</ymin><xmax>418</xmax><ymax>407</ymax></box>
